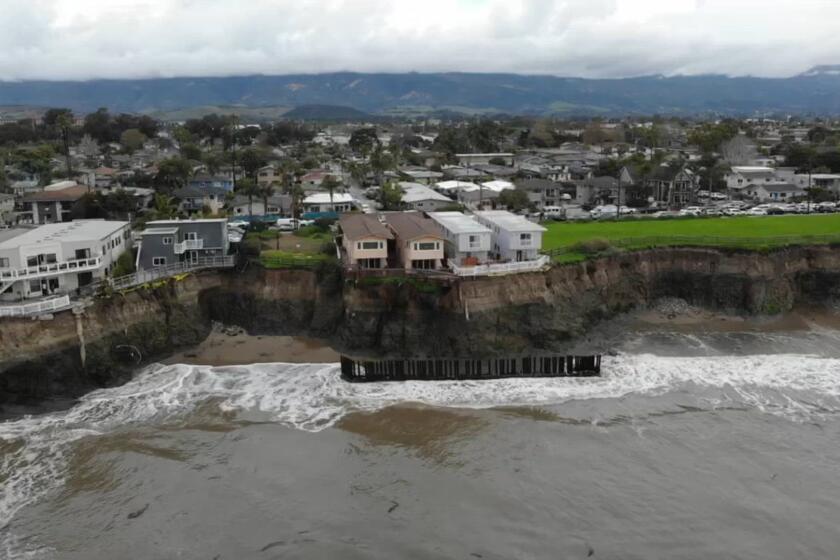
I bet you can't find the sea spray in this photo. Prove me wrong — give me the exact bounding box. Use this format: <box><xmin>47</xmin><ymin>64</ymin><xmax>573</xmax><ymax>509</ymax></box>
<box><xmin>2</xmin><ymin>354</ymin><xmax>840</xmax><ymax>530</ymax></box>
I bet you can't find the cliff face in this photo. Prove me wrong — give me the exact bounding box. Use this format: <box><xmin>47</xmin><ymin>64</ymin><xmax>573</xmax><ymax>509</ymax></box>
<box><xmin>0</xmin><ymin>273</ymin><xmax>223</xmax><ymax>403</ymax></box>
<box><xmin>3</xmin><ymin>246</ymin><xmax>840</xmax><ymax>404</ymax></box>
<box><xmin>201</xmin><ymin>246</ymin><xmax>840</xmax><ymax>356</ymax></box>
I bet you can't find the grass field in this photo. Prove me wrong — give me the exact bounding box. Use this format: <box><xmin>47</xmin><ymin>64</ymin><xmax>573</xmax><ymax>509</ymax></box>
<box><xmin>542</xmin><ymin>214</ymin><xmax>840</xmax><ymax>263</ymax></box>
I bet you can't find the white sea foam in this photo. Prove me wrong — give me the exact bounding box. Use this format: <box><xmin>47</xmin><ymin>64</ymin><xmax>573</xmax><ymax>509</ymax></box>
<box><xmin>2</xmin><ymin>353</ymin><xmax>840</xmax><ymax>530</ymax></box>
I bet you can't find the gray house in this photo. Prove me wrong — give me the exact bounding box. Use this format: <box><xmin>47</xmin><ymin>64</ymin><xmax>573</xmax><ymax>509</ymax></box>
<box><xmin>136</xmin><ymin>219</ymin><xmax>229</xmax><ymax>270</ymax></box>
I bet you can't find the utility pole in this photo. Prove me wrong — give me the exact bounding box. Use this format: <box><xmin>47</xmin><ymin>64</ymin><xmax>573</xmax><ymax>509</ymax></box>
<box><xmin>616</xmin><ymin>173</ymin><xmax>622</xmax><ymax>219</ymax></box>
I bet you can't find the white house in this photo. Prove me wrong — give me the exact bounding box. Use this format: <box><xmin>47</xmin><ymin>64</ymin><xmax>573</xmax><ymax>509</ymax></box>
<box><xmin>427</xmin><ymin>211</ymin><xmax>492</xmax><ymax>266</ymax></box>
<box><xmin>744</xmin><ymin>183</ymin><xmax>806</xmax><ymax>202</ymax></box>
<box><xmin>302</xmin><ymin>192</ymin><xmax>356</xmax><ymax>213</ymax></box>
<box><xmin>480</xmin><ymin>180</ymin><xmax>515</xmax><ymax>193</ymax></box>
<box><xmin>0</xmin><ymin>220</ymin><xmax>130</xmax><ymax>302</ymax></box>
<box><xmin>399</xmin><ymin>182</ymin><xmax>454</xmax><ymax>212</ymax></box>
<box><xmin>725</xmin><ymin>166</ymin><xmax>777</xmax><ymax>191</ymax></box>
<box><xmin>473</xmin><ymin>211</ymin><xmax>547</xmax><ymax>262</ymax></box>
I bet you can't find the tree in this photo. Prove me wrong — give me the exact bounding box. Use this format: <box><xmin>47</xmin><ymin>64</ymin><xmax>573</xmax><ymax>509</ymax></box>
<box><xmin>237</xmin><ymin>178</ymin><xmax>260</xmax><ymax>217</ymax></box>
<box><xmin>83</xmin><ymin>108</ymin><xmax>114</xmax><ymax>144</ymax></box>
<box><xmin>120</xmin><ymin>128</ymin><xmax>147</xmax><ymax>153</ymax></box>
<box><xmin>498</xmin><ymin>189</ymin><xmax>532</xmax><ymax>212</ymax></box>
<box><xmin>720</xmin><ymin>135</ymin><xmax>756</xmax><ymax>166</ymax></box>
<box><xmin>239</xmin><ymin>147</ymin><xmax>268</xmax><ymax>181</ymax></box>
<box><xmin>369</xmin><ymin>144</ymin><xmax>394</xmax><ymax>186</ymax></box>
<box><xmin>687</xmin><ymin>121</ymin><xmax>739</xmax><ymax>154</ymax></box>
<box><xmin>180</xmin><ymin>144</ymin><xmax>203</xmax><ymax>161</ymax></box>
<box><xmin>155</xmin><ymin>157</ymin><xmax>193</xmax><ymax>193</ymax></box>
<box><xmin>349</xmin><ymin>127</ymin><xmax>381</xmax><ymax>155</ymax></box>
<box><xmin>321</xmin><ymin>175</ymin><xmax>339</xmax><ymax>212</ymax></box>
<box><xmin>150</xmin><ymin>193</ymin><xmax>179</xmax><ymax>220</ymax></box>
<box><xmin>55</xmin><ymin>111</ymin><xmax>75</xmax><ymax>178</ymax></box>
<box><xmin>258</xmin><ymin>183</ymin><xmax>275</xmax><ymax>217</ymax></box>
<box><xmin>379</xmin><ymin>180</ymin><xmax>403</xmax><ymax>211</ymax></box>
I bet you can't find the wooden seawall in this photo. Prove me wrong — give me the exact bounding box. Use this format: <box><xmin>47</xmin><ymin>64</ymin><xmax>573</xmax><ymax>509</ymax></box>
<box><xmin>341</xmin><ymin>355</ymin><xmax>602</xmax><ymax>382</ymax></box>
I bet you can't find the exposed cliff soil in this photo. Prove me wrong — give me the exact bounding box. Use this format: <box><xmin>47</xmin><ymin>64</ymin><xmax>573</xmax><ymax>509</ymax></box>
<box><xmin>0</xmin><ymin>273</ymin><xmax>223</xmax><ymax>405</ymax></box>
<box><xmin>201</xmin><ymin>246</ymin><xmax>840</xmax><ymax>357</ymax></box>
<box><xmin>3</xmin><ymin>246</ymin><xmax>840</xmax><ymax>405</ymax></box>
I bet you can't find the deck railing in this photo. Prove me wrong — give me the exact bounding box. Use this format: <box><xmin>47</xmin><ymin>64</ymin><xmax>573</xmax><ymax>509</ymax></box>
<box><xmin>0</xmin><ymin>295</ymin><xmax>72</xmax><ymax>318</ymax></box>
<box><xmin>450</xmin><ymin>255</ymin><xmax>550</xmax><ymax>277</ymax></box>
<box><xmin>174</xmin><ymin>239</ymin><xmax>204</xmax><ymax>254</ymax></box>
<box><xmin>0</xmin><ymin>256</ymin><xmax>102</xmax><ymax>282</ymax></box>
<box><xmin>99</xmin><ymin>255</ymin><xmax>236</xmax><ymax>292</ymax></box>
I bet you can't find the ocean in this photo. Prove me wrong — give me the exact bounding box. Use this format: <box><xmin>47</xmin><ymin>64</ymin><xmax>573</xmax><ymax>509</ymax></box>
<box><xmin>2</xmin><ymin>329</ymin><xmax>840</xmax><ymax>559</ymax></box>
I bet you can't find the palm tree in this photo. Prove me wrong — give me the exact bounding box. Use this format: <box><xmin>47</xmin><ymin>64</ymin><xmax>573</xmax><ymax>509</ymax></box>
<box><xmin>238</xmin><ymin>178</ymin><xmax>260</xmax><ymax>218</ymax></box>
<box><xmin>322</xmin><ymin>175</ymin><xmax>339</xmax><ymax>213</ymax></box>
<box><xmin>56</xmin><ymin>112</ymin><xmax>74</xmax><ymax>178</ymax></box>
<box><xmin>259</xmin><ymin>183</ymin><xmax>275</xmax><ymax>217</ymax></box>
<box><xmin>150</xmin><ymin>193</ymin><xmax>178</xmax><ymax>220</ymax></box>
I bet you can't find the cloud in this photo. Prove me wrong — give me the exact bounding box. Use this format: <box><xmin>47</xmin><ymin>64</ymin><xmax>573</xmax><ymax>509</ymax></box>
<box><xmin>0</xmin><ymin>0</ymin><xmax>837</xmax><ymax>81</ymax></box>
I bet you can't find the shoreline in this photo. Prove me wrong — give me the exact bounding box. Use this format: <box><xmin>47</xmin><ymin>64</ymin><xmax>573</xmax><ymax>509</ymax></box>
<box><xmin>163</xmin><ymin>325</ymin><xmax>341</xmax><ymax>367</ymax></box>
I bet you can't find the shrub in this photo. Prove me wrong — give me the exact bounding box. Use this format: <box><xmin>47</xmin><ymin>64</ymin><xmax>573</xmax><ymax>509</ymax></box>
<box><xmin>569</xmin><ymin>238</ymin><xmax>614</xmax><ymax>255</ymax></box>
<box><xmin>241</xmin><ymin>237</ymin><xmax>262</xmax><ymax>257</ymax></box>
<box><xmin>112</xmin><ymin>250</ymin><xmax>136</xmax><ymax>277</ymax></box>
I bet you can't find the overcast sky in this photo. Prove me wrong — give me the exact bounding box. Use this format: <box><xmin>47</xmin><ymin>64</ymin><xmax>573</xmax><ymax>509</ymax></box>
<box><xmin>1</xmin><ymin>0</ymin><xmax>838</xmax><ymax>81</ymax></box>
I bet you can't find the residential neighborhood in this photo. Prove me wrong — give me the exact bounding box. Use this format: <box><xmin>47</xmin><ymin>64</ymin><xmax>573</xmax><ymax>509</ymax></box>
<box><xmin>1</xmin><ymin>106</ymin><xmax>840</xmax><ymax>317</ymax></box>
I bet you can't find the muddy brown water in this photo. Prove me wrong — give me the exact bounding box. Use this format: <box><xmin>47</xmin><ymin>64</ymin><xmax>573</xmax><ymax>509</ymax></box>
<box><xmin>3</xmin><ymin>328</ymin><xmax>840</xmax><ymax>559</ymax></box>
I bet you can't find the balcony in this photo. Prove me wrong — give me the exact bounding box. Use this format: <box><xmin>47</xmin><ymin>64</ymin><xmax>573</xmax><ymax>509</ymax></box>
<box><xmin>450</xmin><ymin>255</ymin><xmax>550</xmax><ymax>277</ymax></box>
<box><xmin>0</xmin><ymin>295</ymin><xmax>72</xmax><ymax>318</ymax></box>
<box><xmin>174</xmin><ymin>238</ymin><xmax>204</xmax><ymax>254</ymax></box>
<box><xmin>0</xmin><ymin>256</ymin><xmax>102</xmax><ymax>283</ymax></box>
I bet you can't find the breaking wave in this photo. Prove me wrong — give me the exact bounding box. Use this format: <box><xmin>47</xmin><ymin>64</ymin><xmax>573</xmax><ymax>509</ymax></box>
<box><xmin>3</xmin><ymin>353</ymin><xmax>840</xmax><ymax>531</ymax></box>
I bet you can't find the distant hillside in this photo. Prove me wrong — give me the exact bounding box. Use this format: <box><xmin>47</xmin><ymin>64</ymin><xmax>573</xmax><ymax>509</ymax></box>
<box><xmin>283</xmin><ymin>104</ymin><xmax>369</xmax><ymax>120</ymax></box>
<box><xmin>0</xmin><ymin>69</ymin><xmax>839</xmax><ymax>116</ymax></box>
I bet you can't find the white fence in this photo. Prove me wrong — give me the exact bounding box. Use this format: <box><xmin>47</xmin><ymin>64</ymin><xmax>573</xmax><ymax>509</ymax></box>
<box><xmin>105</xmin><ymin>255</ymin><xmax>236</xmax><ymax>291</ymax></box>
<box><xmin>0</xmin><ymin>256</ymin><xmax>101</xmax><ymax>282</ymax></box>
<box><xmin>174</xmin><ymin>239</ymin><xmax>205</xmax><ymax>254</ymax></box>
<box><xmin>450</xmin><ymin>255</ymin><xmax>550</xmax><ymax>277</ymax></box>
<box><xmin>0</xmin><ymin>295</ymin><xmax>72</xmax><ymax>318</ymax></box>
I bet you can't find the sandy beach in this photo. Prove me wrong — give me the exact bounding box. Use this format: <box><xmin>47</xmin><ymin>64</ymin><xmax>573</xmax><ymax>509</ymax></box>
<box><xmin>164</xmin><ymin>325</ymin><xmax>341</xmax><ymax>366</ymax></box>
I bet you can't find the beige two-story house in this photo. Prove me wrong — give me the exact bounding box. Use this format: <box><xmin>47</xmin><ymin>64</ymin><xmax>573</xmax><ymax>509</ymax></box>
<box><xmin>339</xmin><ymin>214</ymin><xmax>393</xmax><ymax>269</ymax></box>
<box><xmin>385</xmin><ymin>213</ymin><xmax>445</xmax><ymax>270</ymax></box>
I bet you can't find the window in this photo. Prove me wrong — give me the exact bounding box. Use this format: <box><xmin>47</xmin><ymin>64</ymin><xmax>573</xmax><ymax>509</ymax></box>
<box><xmin>29</xmin><ymin>279</ymin><xmax>41</xmax><ymax>293</ymax></box>
<box><xmin>185</xmin><ymin>232</ymin><xmax>198</xmax><ymax>241</ymax></box>
<box><xmin>361</xmin><ymin>241</ymin><xmax>380</xmax><ymax>250</ymax></box>
<box><xmin>520</xmin><ymin>233</ymin><xmax>532</xmax><ymax>242</ymax></box>
<box><xmin>26</xmin><ymin>256</ymin><xmax>37</xmax><ymax>267</ymax></box>
<box><xmin>417</xmin><ymin>242</ymin><xmax>437</xmax><ymax>251</ymax></box>
<box><xmin>0</xmin><ymin>258</ymin><xmax>8</xmax><ymax>268</ymax></box>
<box><xmin>45</xmin><ymin>254</ymin><xmax>57</xmax><ymax>264</ymax></box>
<box><xmin>152</xmin><ymin>257</ymin><xmax>167</xmax><ymax>266</ymax></box>
<box><xmin>162</xmin><ymin>237</ymin><xmax>173</xmax><ymax>245</ymax></box>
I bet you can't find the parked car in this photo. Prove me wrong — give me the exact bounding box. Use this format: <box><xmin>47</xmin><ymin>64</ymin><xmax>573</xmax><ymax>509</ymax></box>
<box><xmin>276</xmin><ymin>218</ymin><xmax>315</xmax><ymax>231</ymax></box>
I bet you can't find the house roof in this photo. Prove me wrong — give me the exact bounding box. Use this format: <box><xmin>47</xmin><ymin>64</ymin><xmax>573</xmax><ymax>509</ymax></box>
<box><xmin>427</xmin><ymin>212</ymin><xmax>492</xmax><ymax>235</ymax></box>
<box><xmin>0</xmin><ymin>220</ymin><xmax>128</xmax><ymax>249</ymax></box>
<box><xmin>139</xmin><ymin>227</ymin><xmax>179</xmax><ymax>236</ymax></box>
<box><xmin>339</xmin><ymin>213</ymin><xmax>394</xmax><ymax>240</ymax></box>
<box><xmin>756</xmin><ymin>183</ymin><xmax>804</xmax><ymax>193</ymax></box>
<box><xmin>303</xmin><ymin>192</ymin><xmax>354</xmax><ymax>204</ymax></box>
<box><xmin>22</xmin><ymin>185</ymin><xmax>88</xmax><ymax>202</ymax></box>
<box><xmin>474</xmin><ymin>211</ymin><xmax>547</xmax><ymax>233</ymax></box>
<box><xmin>480</xmin><ymin>180</ymin><xmax>515</xmax><ymax>192</ymax></box>
<box><xmin>385</xmin><ymin>212</ymin><xmax>443</xmax><ymax>241</ymax></box>
<box><xmin>399</xmin><ymin>182</ymin><xmax>452</xmax><ymax>204</ymax></box>
<box><xmin>435</xmin><ymin>180</ymin><xmax>479</xmax><ymax>192</ymax></box>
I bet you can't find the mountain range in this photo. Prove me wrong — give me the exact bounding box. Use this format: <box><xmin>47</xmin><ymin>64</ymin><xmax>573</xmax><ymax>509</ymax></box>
<box><xmin>0</xmin><ymin>67</ymin><xmax>839</xmax><ymax>117</ymax></box>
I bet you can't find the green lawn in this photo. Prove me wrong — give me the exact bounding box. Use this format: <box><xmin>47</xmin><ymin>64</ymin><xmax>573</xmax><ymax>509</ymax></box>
<box><xmin>543</xmin><ymin>215</ymin><xmax>840</xmax><ymax>263</ymax></box>
<box><xmin>259</xmin><ymin>250</ymin><xmax>333</xmax><ymax>269</ymax></box>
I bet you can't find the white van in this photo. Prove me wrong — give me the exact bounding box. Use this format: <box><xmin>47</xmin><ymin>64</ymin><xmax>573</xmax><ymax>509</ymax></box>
<box><xmin>542</xmin><ymin>206</ymin><xmax>565</xmax><ymax>220</ymax></box>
